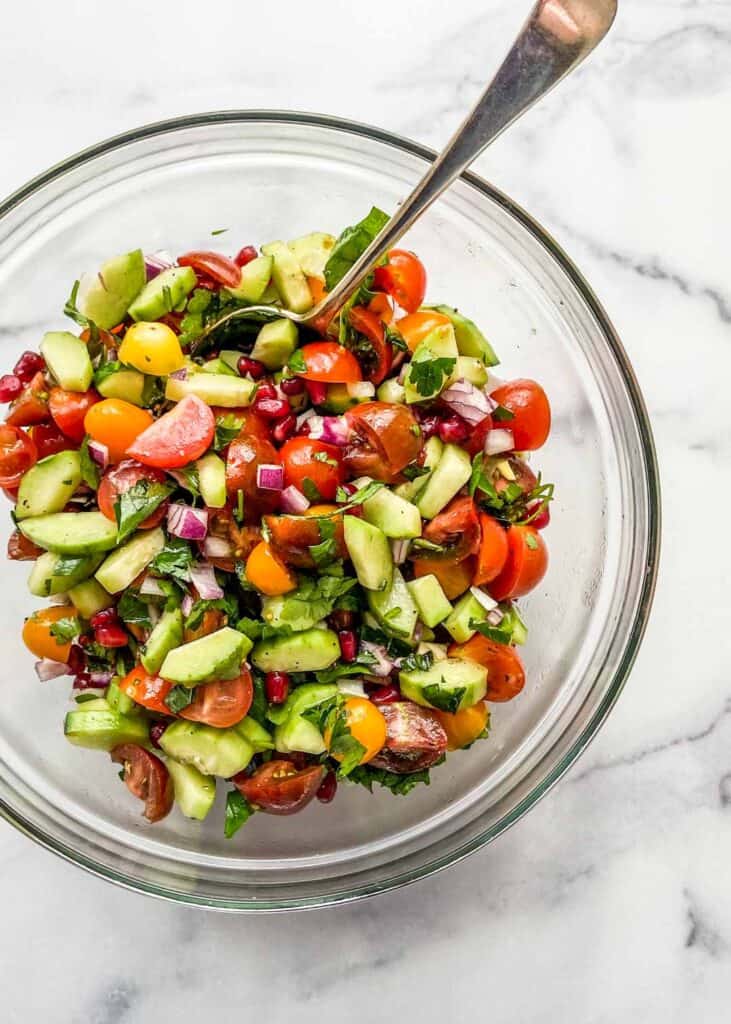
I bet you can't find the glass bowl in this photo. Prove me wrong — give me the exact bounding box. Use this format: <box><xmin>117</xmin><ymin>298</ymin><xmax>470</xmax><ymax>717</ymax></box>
<box><xmin>0</xmin><ymin>112</ymin><xmax>660</xmax><ymax>910</ymax></box>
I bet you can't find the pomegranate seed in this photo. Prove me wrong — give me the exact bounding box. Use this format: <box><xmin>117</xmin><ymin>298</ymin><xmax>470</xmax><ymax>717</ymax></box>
<box><xmin>194</xmin><ymin>273</ymin><xmax>218</xmax><ymax>291</ymax></box>
<box><xmin>0</xmin><ymin>374</ymin><xmax>22</xmax><ymax>403</ymax></box>
<box><xmin>338</xmin><ymin>630</ymin><xmax>358</xmax><ymax>663</ymax></box>
<box><xmin>346</xmin><ymin>504</ymin><xmax>364</xmax><ymax>519</ymax></box>
<box><xmin>329</xmin><ymin>609</ymin><xmax>355</xmax><ymax>631</ymax></box>
<box><xmin>253</xmin><ymin>381</ymin><xmax>276</xmax><ymax>401</ymax></box>
<box><xmin>90</xmin><ymin>608</ymin><xmax>118</xmax><ymax>629</ymax></box>
<box><xmin>77</xmin><ymin>634</ymin><xmax>91</xmax><ymax>648</ymax></box>
<box><xmin>317</xmin><ymin>770</ymin><xmax>338</xmax><ymax>803</ymax></box>
<box><xmin>419</xmin><ymin>415</ymin><xmax>440</xmax><ymax>440</ymax></box>
<box><xmin>337</xmin><ymin>483</ymin><xmax>357</xmax><ymax>502</ymax></box>
<box><xmin>255</xmin><ymin>396</ymin><xmax>290</xmax><ymax>420</ymax></box>
<box><xmin>13</xmin><ymin>351</ymin><xmax>45</xmax><ymax>383</ymax></box>
<box><xmin>438</xmin><ymin>415</ymin><xmax>469</xmax><ymax>444</ymax></box>
<box><xmin>94</xmin><ymin>624</ymin><xmax>129</xmax><ymax>648</ymax></box>
<box><xmin>265</xmin><ymin>671</ymin><xmax>290</xmax><ymax>704</ymax></box>
<box><xmin>527</xmin><ymin>500</ymin><xmax>550</xmax><ymax>530</ymax></box>
<box><xmin>279</xmin><ymin>375</ymin><xmax>305</xmax><ymax>396</ymax></box>
<box><xmin>66</xmin><ymin>645</ymin><xmax>85</xmax><ymax>674</ymax></box>
<box><xmin>368</xmin><ymin>684</ymin><xmax>401</xmax><ymax>705</ymax></box>
<box><xmin>272</xmin><ymin>413</ymin><xmax>296</xmax><ymax>444</ymax></box>
<box><xmin>237</xmin><ymin>356</ymin><xmax>266</xmax><ymax>380</ymax></box>
<box><xmin>305</xmin><ymin>380</ymin><xmax>328</xmax><ymax>406</ymax></box>
<box><xmin>149</xmin><ymin>721</ymin><xmax>169</xmax><ymax>749</ymax></box>
<box><xmin>72</xmin><ymin>672</ymin><xmax>93</xmax><ymax>690</ymax></box>
<box><xmin>234</xmin><ymin>245</ymin><xmax>258</xmax><ymax>268</ymax></box>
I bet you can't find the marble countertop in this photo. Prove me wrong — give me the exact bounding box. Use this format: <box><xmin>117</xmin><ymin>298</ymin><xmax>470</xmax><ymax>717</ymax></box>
<box><xmin>1</xmin><ymin>1</ymin><xmax>729</xmax><ymax>1020</ymax></box>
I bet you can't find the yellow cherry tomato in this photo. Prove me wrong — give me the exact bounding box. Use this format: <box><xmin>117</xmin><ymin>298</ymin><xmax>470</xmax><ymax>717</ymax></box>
<box><xmin>22</xmin><ymin>606</ymin><xmax>76</xmax><ymax>662</ymax></box>
<box><xmin>118</xmin><ymin>321</ymin><xmax>185</xmax><ymax>376</ymax></box>
<box><xmin>434</xmin><ymin>701</ymin><xmax>489</xmax><ymax>751</ymax></box>
<box><xmin>327</xmin><ymin>697</ymin><xmax>388</xmax><ymax>765</ymax></box>
<box><xmin>245</xmin><ymin>541</ymin><xmax>297</xmax><ymax>596</ymax></box>
<box><xmin>84</xmin><ymin>399</ymin><xmax>154</xmax><ymax>463</ymax></box>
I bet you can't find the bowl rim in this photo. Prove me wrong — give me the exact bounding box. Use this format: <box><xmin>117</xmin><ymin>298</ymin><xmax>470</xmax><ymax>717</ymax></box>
<box><xmin>0</xmin><ymin>109</ymin><xmax>661</xmax><ymax>911</ymax></box>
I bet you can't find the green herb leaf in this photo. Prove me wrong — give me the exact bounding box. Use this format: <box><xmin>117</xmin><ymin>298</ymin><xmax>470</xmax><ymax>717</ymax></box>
<box><xmin>92</xmin><ymin>361</ymin><xmax>125</xmax><ymax>387</ymax></box>
<box><xmin>287</xmin><ymin>349</ymin><xmax>306</xmax><ymax>373</ymax></box>
<box><xmin>469</xmin><ymin>619</ymin><xmax>512</xmax><ymax>645</ymax></box>
<box><xmin>399</xmin><ymin>650</ymin><xmax>433</xmax><ymax>672</ymax></box>
<box><xmin>214</xmin><ymin>412</ymin><xmax>244</xmax><ymax>451</ymax></box>
<box><xmin>184</xmin><ymin>593</ymin><xmax>238</xmax><ymax>632</ymax></box>
<box><xmin>422</xmin><ymin>683</ymin><xmax>466</xmax><ymax>714</ymax></box>
<box><xmin>79</xmin><ymin>436</ymin><xmax>100</xmax><ymax>489</ymax></box>
<box><xmin>301</xmin><ymin>478</ymin><xmax>322</xmax><ymax>503</ymax></box>
<box><xmin>224</xmin><ymin>790</ymin><xmax>255</xmax><ymax>838</ymax></box>
<box><xmin>63</xmin><ymin>279</ymin><xmax>96</xmax><ymax>334</ymax></box>
<box><xmin>309</xmin><ymin>517</ymin><xmax>337</xmax><ymax>568</ymax></box>
<box><xmin>263</xmin><ymin>575</ymin><xmax>358</xmax><ymax>635</ymax></box>
<box><xmin>114</xmin><ymin>480</ymin><xmax>172</xmax><ymax>543</ymax></box>
<box><xmin>164</xmin><ymin>685</ymin><xmax>194</xmax><ymax>714</ymax></box>
<box><xmin>302</xmin><ymin>695</ymin><xmax>366</xmax><ymax>777</ymax></box>
<box><xmin>150</xmin><ymin>536</ymin><xmax>195</xmax><ymax>584</ymax></box>
<box><xmin>324</xmin><ymin>206</ymin><xmax>390</xmax><ymax>290</ymax></box>
<box><xmin>53</xmin><ymin>554</ymin><xmax>91</xmax><ymax>577</ymax></box>
<box><xmin>347</xmin><ymin>762</ymin><xmax>437</xmax><ymax>796</ymax></box>
<box><xmin>211</xmin><ymin>228</ymin><xmax>228</xmax><ymax>236</ymax></box>
<box><xmin>117</xmin><ymin>590</ymin><xmax>153</xmax><ymax>629</ymax></box>
<box><xmin>49</xmin><ymin>616</ymin><xmax>80</xmax><ymax>644</ymax></box>
<box><xmin>385</xmin><ymin>324</ymin><xmax>408</xmax><ymax>353</ymax></box>
<box><xmin>173</xmin><ymin>464</ymin><xmax>200</xmax><ymax>498</ymax></box>
<box><xmin>406</xmin><ymin>355</ymin><xmax>456</xmax><ymax>398</ymax></box>
<box><xmin>492</xmin><ymin>404</ymin><xmax>515</xmax><ymax>423</ymax></box>
<box><xmin>401</xmin><ymin>463</ymin><xmax>429</xmax><ymax>482</ymax></box>
<box><xmin>247</xmin><ymin>673</ymin><xmax>269</xmax><ymax>726</ymax></box>
<box><xmin>314</xmin><ymin>652</ymin><xmax>377</xmax><ymax>685</ymax></box>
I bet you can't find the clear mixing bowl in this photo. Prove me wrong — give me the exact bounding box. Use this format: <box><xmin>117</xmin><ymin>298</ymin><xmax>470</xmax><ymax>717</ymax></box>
<box><xmin>0</xmin><ymin>112</ymin><xmax>660</xmax><ymax>910</ymax></box>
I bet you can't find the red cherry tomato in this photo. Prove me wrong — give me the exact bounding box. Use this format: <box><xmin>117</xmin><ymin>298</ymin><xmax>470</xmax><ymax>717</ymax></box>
<box><xmin>119</xmin><ymin>666</ymin><xmax>173</xmax><ymax>714</ymax></box>
<box><xmin>179</xmin><ymin>670</ymin><xmax>253</xmax><ymax>729</ymax></box>
<box><xmin>177</xmin><ymin>250</ymin><xmax>242</xmax><ymax>289</ymax></box>
<box><xmin>30</xmin><ymin>422</ymin><xmax>74</xmax><ymax>459</ymax></box>
<box><xmin>264</xmin><ymin>510</ymin><xmax>346</xmax><ymax>568</ymax></box>
<box><xmin>370</xmin><ymin>702</ymin><xmax>448</xmax><ymax>773</ymax></box>
<box><xmin>297</xmin><ymin>342</ymin><xmax>362</xmax><ymax>384</ymax></box>
<box><xmin>344</xmin><ymin>401</ymin><xmax>422</xmax><ymax>482</ymax></box>
<box><xmin>7</xmin><ymin>529</ymin><xmax>43</xmax><ymax>561</ymax></box>
<box><xmin>419</xmin><ymin>496</ymin><xmax>481</xmax><ymax>564</ymax></box>
<box><xmin>279</xmin><ymin>437</ymin><xmax>344</xmax><ymax>502</ymax></box>
<box><xmin>233</xmin><ymin>760</ymin><xmax>325</xmax><ymax>815</ymax></box>
<box><xmin>0</xmin><ymin>424</ymin><xmax>37</xmax><ymax>488</ymax></box>
<box><xmin>110</xmin><ymin>743</ymin><xmax>174</xmax><ymax>822</ymax></box>
<box><xmin>225</xmin><ymin>434</ymin><xmax>281</xmax><ymax>521</ymax></box>
<box><xmin>97</xmin><ymin>460</ymin><xmax>169</xmax><ymax>527</ymax></box>
<box><xmin>488</xmin><ymin>524</ymin><xmax>548</xmax><ymax>600</ymax></box>
<box><xmin>449</xmin><ymin>636</ymin><xmax>526</xmax><ymax>702</ymax></box>
<box><xmin>48</xmin><ymin>387</ymin><xmax>100</xmax><ymax>442</ymax></box>
<box><xmin>126</xmin><ymin>395</ymin><xmax>215</xmax><ymax>469</ymax></box>
<box><xmin>464</xmin><ymin>415</ymin><xmax>494</xmax><ymax>458</ymax></box>
<box><xmin>6</xmin><ymin>372</ymin><xmax>49</xmax><ymax>427</ymax></box>
<box><xmin>373</xmin><ymin>250</ymin><xmax>427</xmax><ymax>313</ymax></box>
<box><xmin>347</xmin><ymin>306</ymin><xmax>392</xmax><ymax>385</ymax></box>
<box><xmin>490</xmin><ymin>379</ymin><xmax>551</xmax><ymax>450</ymax></box>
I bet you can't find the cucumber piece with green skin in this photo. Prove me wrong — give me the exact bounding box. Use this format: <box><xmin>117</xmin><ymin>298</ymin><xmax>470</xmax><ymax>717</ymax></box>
<box><xmin>395</xmin><ymin>436</ymin><xmax>443</xmax><ymax>503</ymax></box>
<box><xmin>28</xmin><ymin>551</ymin><xmax>102</xmax><ymax>597</ymax></box>
<box><xmin>320</xmin><ymin>383</ymin><xmax>358</xmax><ymax>415</ymax></box>
<box><xmin>454</xmin><ymin>356</ymin><xmax>488</xmax><ymax>388</ymax></box>
<box><xmin>250</xmin><ymin>319</ymin><xmax>298</xmax><ymax>370</ymax></box>
<box><xmin>201</xmin><ymin>357</ymin><xmax>237</xmax><ymax>376</ymax></box>
<box><xmin>159</xmin><ymin>720</ymin><xmax>253</xmax><ymax>778</ymax></box>
<box><xmin>407</xmin><ymin>574</ymin><xmax>453</xmax><ymax>628</ymax></box>
<box><xmin>141</xmin><ymin>607</ymin><xmax>183</xmax><ymax>675</ymax></box>
<box><xmin>362</xmin><ymin>488</ymin><xmax>422</xmax><ymax>539</ymax></box>
<box><xmin>367</xmin><ymin>567</ymin><xmax>419</xmax><ymax>639</ymax></box>
<box><xmin>95</xmin><ymin>528</ymin><xmax>165</xmax><ymax>594</ymax></box>
<box><xmin>403</xmin><ymin>324</ymin><xmax>459</xmax><ymax>404</ymax></box>
<box><xmin>399</xmin><ymin>657</ymin><xmax>487</xmax><ymax>713</ymax></box>
<box><xmin>15</xmin><ymin>450</ymin><xmax>82</xmax><ymax>521</ymax></box>
<box><xmin>165</xmin><ymin>373</ymin><xmax>256</xmax><ymax>407</ymax></box>
<box><xmin>376</xmin><ymin>378</ymin><xmax>406</xmax><ymax>405</ymax></box>
<box><xmin>227</xmin><ymin>255</ymin><xmax>273</xmax><ymax>302</ymax></box>
<box><xmin>19</xmin><ymin>511</ymin><xmax>118</xmax><ymax>554</ymax></box>
<box><xmin>128</xmin><ymin>265</ymin><xmax>197</xmax><ymax>322</ymax></box>
<box><xmin>235</xmin><ymin>717</ymin><xmax>275</xmax><ymax>753</ymax></box>
<box><xmin>96</xmin><ymin>368</ymin><xmax>149</xmax><ymax>406</ymax></box>
<box><xmin>105</xmin><ymin>680</ymin><xmax>138</xmax><ymax>716</ymax></box>
<box><xmin>165</xmin><ymin>758</ymin><xmax>216</xmax><ymax>820</ymax></box>
<box><xmin>195</xmin><ymin>452</ymin><xmax>227</xmax><ymax>509</ymax></box>
<box><xmin>40</xmin><ymin>332</ymin><xmax>93</xmax><ymax>393</ymax></box>
<box><xmin>159</xmin><ymin>626</ymin><xmax>251</xmax><ymax>685</ymax></box>
<box><xmin>444</xmin><ymin>592</ymin><xmax>487</xmax><ymax>643</ymax></box>
<box><xmin>75</xmin><ymin>250</ymin><xmax>146</xmax><ymax>330</ymax></box>
<box><xmin>252</xmin><ymin>628</ymin><xmax>340</xmax><ymax>673</ymax></box>
<box><xmin>416</xmin><ymin>443</ymin><xmax>472</xmax><ymax>520</ymax></box>
<box><xmin>427</xmin><ymin>304</ymin><xmax>499</xmax><ymax>367</ymax></box>
<box><xmin>68</xmin><ymin>578</ymin><xmax>114</xmax><ymax>617</ymax></box>
<box><xmin>64</xmin><ymin>705</ymin><xmax>149</xmax><ymax>751</ymax></box>
<box><xmin>343</xmin><ymin>515</ymin><xmax>393</xmax><ymax>592</ymax></box>
<box><xmin>269</xmin><ymin>683</ymin><xmax>338</xmax><ymax>756</ymax></box>
<box><xmin>219</xmin><ymin>350</ymin><xmax>243</xmax><ymax>373</ymax></box>
<box><xmin>287</xmin><ymin>232</ymin><xmax>336</xmax><ymax>279</ymax></box>
<box><xmin>261</xmin><ymin>241</ymin><xmax>313</xmax><ymax>313</ymax></box>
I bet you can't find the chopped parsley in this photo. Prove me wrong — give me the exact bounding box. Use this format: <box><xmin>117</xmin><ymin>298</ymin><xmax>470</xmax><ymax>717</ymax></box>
<box><xmin>323</xmin><ymin>206</ymin><xmax>390</xmax><ymax>290</ymax></box>
<box><xmin>214</xmin><ymin>412</ymin><xmax>244</xmax><ymax>451</ymax></box>
<box><xmin>49</xmin><ymin>616</ymin><xmax>80</xmax><ymax>644</ymax></box>
<box><xmin>287</xmin><ymin>349</ymin><xmax>307</xmax><ymax>373</ymax></box>
<box><xmin>79</xmin><ymin>436</ymin><xmax>100</xmax><ymax>489</ymax></box>
<box><xmin>224</xmin><ymin>790</ymin><xmax>255</xmax><ymax>837</ymax></box>
<box><xmin>149</xmin><ymin>536</ymin><xmax>195</xmax><ymax>585</ymax></box>
<box><xmin>164</xmin><ymin>685</ymin><xmax>194</xmax><ymax>714</ymax></box>
<box><xmin>406</xmin><ymin>355</ymin><xmax>456</xmax><ymax>398</ymax></box>
<box><xmin>114</xmin><ymin>480</ymin><xmax>173</xmax><ymax>543</ymax></box>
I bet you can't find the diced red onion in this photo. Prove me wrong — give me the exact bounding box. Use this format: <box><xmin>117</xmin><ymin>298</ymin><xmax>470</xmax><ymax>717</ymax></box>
<box><xmin>307</xmin><ymin>415</ymin><xmax>351</xmax><ymax>447</ymax></box>
<box><xmin>397</xmin><ymin>363</ymin><xmax>409</xmax><ymax>385</ymax></box>
<box><xmin>181</xmin><ymin>593</ymin><xmax>194</xmax><ymax>617</ymax></box>
<box><xmin>483</xmin><ymin>428</ymin><xmax>515</xmax><ymax>456</ymax></box>
<box><xmin>144</xmin><ymin>250</ymin><xmax>174</xmax><ymax>280</ymax></box>
<box><xmin>256</xmin><ymin>463</ymin><xmax>284</xmax><ymax>491</ymax></box>
<box><xmin>487</xmin><ymin>608</ymin><xmax>504</xmax><ymax>626</ymax></box>
<box><xmin>470</xmin><ymin>586</ymin><xmax>498</xmax><ymax>612</ymax></box>
<box><xmin>360</xmin><ymin>640</ymin><xmax>395</xmax><ymax>677</ymax></box>
<box><xmin>391</xmin><ymin>539</ymin><xmax>410</xmax><ymax>564</ymax></box>
<box><xmin>337</xmin><ymin>678</ymin><xmax>366</xmax><ymax>697</ymax></box>
<box><xmin>296</xmin><ymin>408</ymin><xmax>316</xmax><ymax>431</ymax></box>
<box><xmin>413</xmin><ymin>621</ymin><xmax>424</xmax><ymax>645</ymax></box>
<box><xmin>168</xmin><ymin>367</ymin><xmax>188</xmax><ymax>381</ymax></box>
<box><xmin>167</xmin><ymin>503</ymin><xmax>208</xmax><ymax>541</ymax></box>
<box><xmin>139</xmin><ymin>576</ymin><xmax>165</xmax><ymax>597</ymax></box>
<box><xmin>89</xmin><ymin>668</ymin><xmax>113</xmax><ymax>686</ymax></box>
<box><xmin>484</xmin><ymin>373</ymin><xmax>506</xmax><ymax>395</ymax></box>
<box><xmin>202</xmin><ymin>535</ymin><xmax>233</xmax><ymax>558</ymax></box>
<box><xmin>347</xmin><ymin>381</ymin><xmax>375</xmax><ymax>400</ymax></box>
<box><xmin>190</xmin><ymin>562</ymin><xmax>224</xmax><ymax>600</ymax></box>
<box><xmin>105</xmin><ymin>347</ymin><xmax>118</xmax><ymax>362</ymax></box>
<box><xmin>280</xmin><ymin>484</ymin><xmax>310</xmax><ymax>515</ymax></box>
<box><xmin>87</xmin><ymin>439</ymin><xmax>109</xmax><ymax>471</ymax></box>
<box><xmin>35</xmin><ymin>658</ymin><xmax>69</xmax><ymax>682</ymax></box>
<box><xmin>441</xmin><ymin>379</ymin><xmax>493</xmax><ymax>426</ymax></box>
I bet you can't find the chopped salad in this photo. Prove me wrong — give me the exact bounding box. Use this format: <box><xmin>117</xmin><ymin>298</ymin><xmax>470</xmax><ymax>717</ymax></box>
<box><xmin>2</xmin><ymin>208</ymin><xmax>552</xmax><ymax>832</ymax></box>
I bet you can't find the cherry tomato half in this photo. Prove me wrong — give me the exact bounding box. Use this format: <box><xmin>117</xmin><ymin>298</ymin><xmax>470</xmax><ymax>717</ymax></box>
<box><xmin>0</xmin><ymin>424</ymin><xmax>37</xmax><ymax>488</ymax></box>
<box><xmin>110</xmin><ymin>743</ymin><xmax>174</xmax><ymax>822</ymax></box>
<box><xmin>127</xmin><ymin>395</ymin><xmax>215</xmax><ymax>469</ymax></box>
<box><xmin>84</xmin><ymin>399</ymin><xmax>154</xmax><ymax>464</ymax></box>
<box><xmin>434</xmin><ymin>701</ymin><xmax>489</xmax><ymax>750</ymax></box>
<box><xmin>97</xmin><ymin>460</ymin><xmax>168</xmax><ymax>528</ymax></box>
<box><xmin>336</xmin><ymin>697</ymin><xmax>387</xmax><ymax>764</ymax></box>
<box><xmin>119</xmin><ymin>666</ymin><xmax>174</xmax><ymax>714</ymax></box>
<box><xmin>234</xmin><ymin>759</ymin><xmax>325</xmax><ymax>815</ymax></box>
<box><xmin>347</xmin><ymin>306</ymin><xmax>392</xmax><ymax>385</ymax></box>
<box><xmin>177</xmin><ymin>250</ymin><xmax>242</xmax><ymax>289</ymax></box>
<box><xmin>49</xmin><ymin>387</ymin><xmax>100</xmax><ymax>443</ymax></box>
<box><xmin>419</xmin><ymin>496</ymin><xmax>481</xmax><ymax>564</ymax></box>
<box><xmin>179</xmin><ymin>669</ymin><xmax>253</xmax><ymax>729</ymax></box>
<box><xmin>449</xmin><ymin>636</ymin><xmax>526</xmax><ymax>702</ymax></box>
<box><xmin>6</xmin><ymin>372</ymin><xmax>49</xmax><ymax>427</ymax></box>
<box><xmin>297</xmin><ymin>342</ymin><xmax>362</xmax><ymax>384</ymax></box>
<box><xmin>22</xmin><ymin>606</ymin><xmax>75</xmax><ymax>663</ymax></box>
<box><xmin>394</xmin><ymin>310</ymin><xmax>451</xmax><ymax>353</ymax></box>
<box><xmin>30</xmin><ymin>422</ymin><xmax>74</xmax><ymax>459</ymax></box>
<box><xmin>490</xmin><ymin>379</ymin><xmax>551</xmax><ymax>450</ymax></box>
<box><xmin>473</xmin><ymin>512</ymin><xmax>509</xmax><ymax>586</ymax></box>
<box><xmin>225</xmin><ymin>433</ymin><xmax>281</xmax><ymax>519</ymax></box>
<box><xmin>373</xmin><ymin>250</ymin><xmax>427</xmax><ymax>313</ymax></box>
<box><xmin>412</xmin><ymin>556</ymin><xmax>475</xmax><ymax>601</ymax></box>
<box><xmin>264</xmin><ymin>510</ymin><xmax>346</xmax><ymax>569</ymax></box>
<box><xmin>370</xmin><ymin>702</ymin><xmax>448</xmax><ymax>773</ymax></box>
<box><xmin>7</xmin><ymin>529</ymin><xmax>42</xmax><ymax>561</ymax></box>
<box><xmin>344</xmin><ymin>401</ymin><xmax>422</xmax><ymax>483</ymax></box>
<box><xmin>245</xmin><ymin>540</ymin><xmax>297</xmax><ymax>595</ymax></box>
<box><xmin>488</xmin><ymin>525</ymin><xmax>548</xmax><ymax>601</ymax></box>
<box><xmin>279</xmin><ymin>436</ymin><xmax>344</xmax><ymax>502</ymax></box>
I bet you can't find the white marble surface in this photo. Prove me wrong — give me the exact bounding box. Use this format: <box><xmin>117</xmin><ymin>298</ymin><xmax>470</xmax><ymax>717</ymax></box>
<box><xmin>1</xmin><ymin>0</ymin><xmax>729</xmax><ymax>1020</ymax></box>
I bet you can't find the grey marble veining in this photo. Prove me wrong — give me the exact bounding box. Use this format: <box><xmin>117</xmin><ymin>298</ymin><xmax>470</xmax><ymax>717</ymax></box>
<box><xmin>1</xmin><ymin>1</ymin><xmax>730</xmax><ymax>1021</ymax></box>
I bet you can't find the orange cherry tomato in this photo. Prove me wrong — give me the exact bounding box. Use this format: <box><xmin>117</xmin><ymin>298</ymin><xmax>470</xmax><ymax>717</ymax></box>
<box><xmin>347</xmin><ymin>306</ymin><xmax>393</xmax><ymax>385</ymax></box>
<box><xmin>179</xmin><ymin>669</ymin><xmax>253</xmax><ymax>728</ymax></box>
<box><xmin>119</xmin><ymin>665</ymin><xmax>174</xmax><ymax>714</ymax></box>
<box><xmin>126</xmin><ymin>395</ymin><xmax>215</xmax><ymax>469</ymax></box>
<box><xmin>6</xmin><ymin>372</ymin><xmax>49</xmax><ymax>427</ymax></box>
<box><xmin>367</xmin><ymin>291</ymin><xmax>394</xmax><ymax>325</ymax></box>
<box><xmin>0</xmin><ymin>424</ymin><xmax>37</xmax><ymax>488</ymax></box>
<box><xmin>22</xmin><ymin>606</ymin><xmax>75</xmax><ymax>663</ymax></box>
<box><xmin>394</xmin><ymin>309</ymin><xmax>451</xmax><ymax>353</ymax></box>
<box><xmin>297</xmin><ymin>342</ymin><xmax>362</xmax><ymax>383</ymax></box>
<box><xmin>488</xmin><ymin>525</ymin><xmax>548</xmax><ymax>601</ymax></box>
<box><xmin>449</xmin><ymin>636</ymin><xmax>526</xmax><ymax>702</ymax></box>
<box><xmin>49</xmin><ymin>387</ymin><xmax>100</xmax><ymax>442</ymax></box>
<box><xmin>434</xmin><ymin>701</ymin><xmax>489</xmax><ymax>750</ymax></box>
<box><xmin>473</xmin><ymin>512</ymin><xmax>509</xmax><ymax>586</ymax></box>
<box><xmin>306</xmin><ymin>276</ymin><xmax>328</xmax><ymax>304</ymax></box>
<box><xmin>373</xmin><ymin>250</ymin><xmax>427</xmax><ymax>313</ymax></box>
<box><xmin>183</xmin><ymin>608</ymin><xmax>226</xmax><ymax>643</ymax></box>
<box><xmin>177</xmin><ymin>250</ymin><xmax>241</xmax><ymax>288</ymax></box>
<box><xmin>280</xmin><ymin>436</ymin><xmax>344</xmax><ymax>502</ymax></box>
<box><xmin>327</xmin><ymin>697</ymin><xmax>387</xmax><ymax>764</ymax></box>
<box><xmin>246</xmin><ymin>540</ymin><xmax>297</xmax><ymax>595</ymax></box>
<box><xmin>412</xmin><ymin>556</ymin><xmax>475</xmax><ymax>601</ymax></box>
<box><xmin>84</xmin><ymin>399</ymin><xmax>154</xmax><ymax>464</ymax></box>
<box><xmin>490</xmin><ymin>379</ymin><xmax>551</xmax><ymax>450</ymax></box>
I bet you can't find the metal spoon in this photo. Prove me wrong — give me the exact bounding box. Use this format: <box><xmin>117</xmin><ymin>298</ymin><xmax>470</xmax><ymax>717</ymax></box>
<box><xmin>205</xmin><ymin>0</ymin><xmax>617</xmax><ymax>340</ymax></box>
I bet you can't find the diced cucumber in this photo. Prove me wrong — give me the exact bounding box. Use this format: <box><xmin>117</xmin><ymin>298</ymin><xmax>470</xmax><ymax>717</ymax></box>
<box><xmin>96</xmin><ymin>367</ymin><xmax>149</xmax><ymax>406</ymax></box>
<box><xmin>343</xmin><ymin>515</ymin><xmax>393</xmax><ymax>592</ymax></box>
<box><xmin>407</xmin><ymin>574</ymin><xmax>453</xmax><ymax>628</ymax></box>
<box><xmin>75</xmin><ymin>250</ymin><xmax>146</xmax><ymax>330</ymax></box>
<box><xmin>377</xmin><ymin>378</ymin><xmax>406</xmax><ymax>404</ymax></box>
<box><xmin>159</xmin><ymin>626</ymin><xmax>251</xmax><ymax>685</ymax></box>
<box><xmin>444</xmin><ymin>592</ymin><xmax>486</xmax><ymax>643</ymax></box>
<box><xmin>416</xmin><ymin>444</ymin><xmax>472</xmax><ymax>520</ymax></box>
<box><xmin>166</xmin><ymin>758</ymin><xmax>216</xmax><ymax>820</ymax></box>
<box><xmin>160</xmin><ymin>720</ymin><xmax>253</xmax><ymax>778</ymax></box>
<box><xmin>320</xmin><ymin>383</ymin><xmax>358</xmax><ymax>415</ymax></box>
<box><xmin>395</xmin><ymin>436</ymin><xmax>443</xmax><ymax>503</ymax></box>
<box><xmin>95</xmin><ymin>528</ymin><xmax>165</xmax><ymax>594</ymax></box>
<box><xmin>128</xmin><ymin>266</ymin><xmax>197</xmax><ymax>322</ymax></box>
<box><xmin>165</xmin><ymin>373</ymin><xmax>256</xmax><ymax>407</ymax></box>
<box><xmin>362</xmin><ymin>488</ymin><xmax>422</xmax><ymax>539</ymax></box>
<box><xmin>399</xmin><ymin>657</ymin><xmax>487</xmax><ymax>713</ymax></box>
<box><xmin>28</xmin><ymin>551</ymin><xmax>103</xmax><ymax>597</ymax></box>
<box><xmin>68</xmin><ymin>578</ymin><xmax>114</xmax><ymax>618</ymax></box>
<box><xmin>287</xmin><ymin>232</ymin><xmax>336</xmax><ymax>279</ymax></box>
<box><xmin>428</xmin><ymin>304</ymin><xmax>499</xmax><ymax>366</ymax></box>
<box><xmin>403</xmin><ymin>324</ymin><xmax>459</xmax><ymax>404</ymax></box>
<box><xmin>235</xmin><ymin>718</ymin><xmax>275</xmax><ymax>753</ymax></box>
<box><xmin>105</xmin><ymin>680</ymin><xmax>138</xmax><ymax>716</ymax></box>
<box><xmin>260</xmin><ymin>241</ymin><xmax>313</xmax><ymax>313</ymax></box>
<box><xmin>270</xmin><ymin>683</ymin><xmax>338</xmax><ymax>755</ymax></box>
<box><xmin>250</xmin><ymin>319</ymin><xmax>298</xmax><ymax>370</ymax></box>
<box><xmin>454</xmin><ymin>356</ymin><xmax>488</xmax><ymax>388</ymax></box>
<box><xmin>195</xmin><ymin>452</ymin><xmax>227</xmax><ymax>509</ymax></box>
<box><xmin>367</xmin><ymin>567</ymin><xmax>419</xmax><ymax>639</ymax></box>
<box><xmin>19</xmin><ymin>511</ymin><xmax>118</xmax><ymax>554</ymax></box>
<box><xmin>252</xmin><ymin>628</ymin><xmax>340</xmax><ymax>673</ymax></box>
<box><xmin>141</xmin><ymin>607</ymin><xmax>183</xmax><ymax>675</ymax></box>
<box><xmin>227</xmin><ymin>255</ymin><xmax>273</xmax><ymax>302</ymax></box>
<box><xmin>201</xmin><ymin>357</ymin><xmax>237</xmax><ymax>376</ymax></box>
<box><xmin>40</xmin><ymin>332</ymin><xmax>93</xmax><ymax>392</ymax></box>
<box><xmin>15</xmin><ymin>450</ymin><xmax>82</xmax><ymax>521</ymax></box>
<box><xmin>219</xmin><ymin>350</ymin><xmax>243</xmax><ymax>373</ymax></box>
<box><xmin>64</xmin><ymin>704</ymin><xmax>149</xmax><ymax>751</ymax></box>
